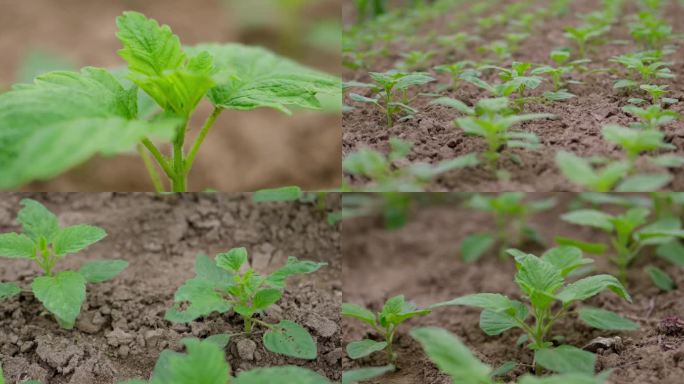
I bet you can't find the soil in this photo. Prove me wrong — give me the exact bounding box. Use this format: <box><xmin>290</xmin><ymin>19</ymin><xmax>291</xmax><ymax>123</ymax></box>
<box><xmin>0</xmin><ymin>0</ymin><xmax>342</xmax><ymax>192</ymax></box>
<box><xmin>342</xmin><ymin>193</ymin><xmax>684</xmax><ymax>383</ymax></box>
<box><xmin>343</xmin><ymin>0</ymin><xmax>684</xmax><ymax>191</ymax></box>
<box><xmin>0</xmin><ymin>192</ymin><xmax>342</xmax><ymax>383</ymax></box>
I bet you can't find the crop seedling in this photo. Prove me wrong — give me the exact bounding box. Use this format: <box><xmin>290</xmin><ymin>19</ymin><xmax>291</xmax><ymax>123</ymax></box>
<box><xmin>637</xmin><ymin>84</ymin><xmax>678</xmax><ymax>105</ymax></box>
<box><xmin>561</xmin><ymin>207</ymin><xmax>684</xmax><ymax>288</ymax></box>
<box><xmin>0</xmin><ymin>11</ymin><xmax>339</xmax><ymax>192</ymax></box>
<box><xmin>342</xmin><ymin>295</ymin><xmax>431</xmax><ymax>363</ymax></box>
<box><xmin>531</xmin><ymin>48</ymin><xmax>585</xmax><ymax>101</ymax></box>
<box><xmin>467</xmin><ymin>62</ymin><xmax>546</xmax><ymax>109</ymax></box>
<box><xmin>622</xmin><ymin>104</ymin><xmax>679</xmax><ymax>130</ymax></box>
<box><xmin>348</xmin><ymin>70</ymin><xmax>434</xmax><ymax>127</ymax></box>
<box><xmin>0</xmin><ymin>199</ymin><xmax>128</xmax><ymax>329</ymax></box>
<box><xmin>460</xmin><ymin>193</ymin><xmax>556</xmax><ymax>262</ymax></box>
<box><xmin>436</xmin><ymin>32</ymin><xmax>477</xmax><ymax>53</ymax></box>
<box><xmin>479</xmin><ymin>40</ymin><xmax>514</xmax><ymax>62</ymax></box>
<box><xmin>563</xmin><ymin>25</ymin><xmax>610</xmax><ymax>58</ymax></box>
<box><xmin>432</xmin><ymin>246</ymin><xmax>635</xmax><ymax>373</ymax></box>
<box><xmin>611</xmin><ymin>52</ymin><xmax>674</xmax><ymax>91</ymax></box>
<box><xmin>629</xmin><ymin>12</ymin><xmax>673</xmax><ymax>49</ymax></box>
<box><xmin>354</xmin><ymin>0</ymin><xmax>387</xmax><ymax>22</ymax></box>
<box><xmin>411</xmin><ymin>327</ymin><xmax>613</xmax><ymax>383</ymax></box>
<box><xmin>165</xmin><ymin>247</ymin><xmax>326</xmax><ymax>359</ymax></box>
<box><xmin>602</xmin><ymin>124</ymin><xmax>674</xmax><ymax>170</ymax></box>
<box><xmin>397</xmin><ymin>50</ymin><xmax>435</xmax><ymax>71</ymax></box>
<box><xmin>342</xmin><ymin>137</ymin><xmax>479</xmax><ymax>192</ymax></box>
<box><xmin>341</xmin><ymin>192</ymin><xmax>414</xmax><ymax>230</ymax></box>
<box><xmin>119</xmin><ymin>337</ymin><xmax>331</xmax><ymax>384</ymax></box>
<box><xmin>433</xmin><ymin>60</ymin><xmax>477</xmax><ymax>91</ymax></box>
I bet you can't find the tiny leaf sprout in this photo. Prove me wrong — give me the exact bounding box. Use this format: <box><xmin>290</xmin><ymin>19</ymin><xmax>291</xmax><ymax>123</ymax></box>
<box><xmin>342</xmin><ymin>137</ymin><xmax>479</xmax><ymax>192</ymax></box>
<box><xmin>629</xmin><ymin>12</ymin><xmax>673</xmax><ymax>49</ymax></box>
<box><xmin>531</xmin><ymin>48</ymin><xmax>587</xmax><ymax>101</ymax></box>
<box><xmin>0</xmin><ymin>199</ymin><xmax>128</xmax><ymax>329</ymax></box>
<box><xmin>622</xmin><ymin>104</ymin><xmax>680</xmax><ymax>130</ymax></box>
<box><xmin>432</xmin><ymin>246</ymin><xmax>634</xmax><ymax>373</ymax></box>
<box><xmin>563</xmin><ymin>25</ymin><xmax>610</xmax><ymax>58</ymax></box>
<box><xmin>165</xmin><ymin>248</ymin><xmax>326</xmax><ymax>359</ymax></box>
<box><xmin>433</xmin><ymin>60</ymin><xmax>478</xmax><ymax>91</ymax></box>
<box><xmin>460</xmin><ymin>193</ymin><xmax>556</xmax><ymax>262</ymax></box>
<box><xmin>467</xmin><ymin>62</ymin><xmax>545</xmax><ymax>110</ymax></box>
<box><xmin>347</xmin><ymin>71</ymin><xmax>435</xmax><ymax>127</ymax></box>
<box><xmin>342</xmin><ymin>295</ymin><xmax>431</xmax><ymax>363</ymax></box>
<box><xmin>602</xmin><ymin>124</ymin><xmax>674</xmax><ymax>170</ymax></box>
<box><xmin>397</xmin><ymin>50</ymin><xmax>436</xmax><ymax>71</ymax></box>
<box><xmin>639</xmin><ymin>84</ymin><xmax>678</xmax><ymax>106</ymax></box>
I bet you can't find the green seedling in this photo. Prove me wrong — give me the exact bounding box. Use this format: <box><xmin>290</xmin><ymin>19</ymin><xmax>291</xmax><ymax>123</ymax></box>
<box><xmin>611</xmin><ymin>53</ymin><xmax>674</xmax><ymax>90</ymax></box>
<box><xmin>471</xmin><ymin>62</ymin><xmax>545</xmax><ymax>109</ymax></box>
<box><xmin>342</xmin><ymin>365</ymin><xmax>395</xmax><ymax>384</ymax></box>
<box><xmin>165</xmin><ymin>247</ymin><xmax>325</xmax><ymax>359</ymax></box>
<box><xmin>119</xmin><ymin>337</ymin><xmax>331</xmax><ymax>384</ymax></box>
<box><xmin>342</xmin><ymin>137</ymin><xmax>478</xmax><ymax>192</ymax></box>
<box><xmin>397</xmin><ymin>50</ymin><xmax>435</xmax><ymax>71</ymax></box>
<box><xmin>354</xmin><ymin>0</ymin><xmax>387</xmax><ymax>21</ymax></box>
<box><xmin>341</xmin><ymin>192</ymin><xmax>414</xmax><ymax>230</ymax></box>
<box><xmin>639</xmin><ymin>84</ymin><xmax>678</xmax><ymax>105</ymax></box>
<box><xmin>0</xmin><ymin>199</ymin><xmax>128</xmax><ymax>329</ymax></box>
<box><xmin>622</xmin><ymin>104</ymin><xmax>679</xmax><ymax>130</ymax></box>
<box><xmin>434</xmin><ymin>60</ymin><xmax>477</xmax><ymax>91</ymax></box>
<box><xmin>348</xmin><ymin>71</ymin><xmax>435</xmax><ymax>127</ymax></box>
<box><xmin>556</xmin><ymin>151</ymin><xmax>672</xmax><ymax>192</ymax></box>
<box><xmin>0</xmin><ymin>12</ymin><xmax>339</xmax><ymax>192</ymax></box>
<box><xmin>531</xmin><ymin>48</ymin><xmax>584</xmax><ymax>101</ymax></box>
<box><xmin>505</xmin><ymin>32</ymin><xmax>530</xmax><ymax>52</ymax></box>
<box><xmin>630</xmin><ymin>12</ymin><xmax>673</xmax><ymax>49</ymax></box>
<box><xmin>411</xmin><ymin>327</ymin><xmax>613</xmax><ymax>383</ymax></box>
<box><xmin>479</xmin><ymin>40</ymin><xmax>514</xmax><ymax>61</ymax></box>
<box><xmin>433</xmin><ymin>246</ymin><xmax>634</xmax><ymax>373</ymax></box>
<box><xmin>460</xmin><ymin>193</ymin><xmax>556</xmax><ymax>262</ymax></box>
<box><xmin>602</xmin><ymin>124</ymin><xmax>674</xmax><ymax>169</ymax></box>
<box><xmin>563</xmin><ymin>25</ymin><xmax>610</xmax><ymax>58</ymax></box>
<box><xmin>342</xmin><ymin>295</ymin><xmax>431</xmax><ymax>362</ymax></box>
<box><xmin>436</xmin><ymin>32</ymin><xmax>477</xmax><ymax>52</ymax></box>
<box><xmin>561</xmin><ymin>206</ymin><xmax>684</xmax><ymax>287</ymax></box>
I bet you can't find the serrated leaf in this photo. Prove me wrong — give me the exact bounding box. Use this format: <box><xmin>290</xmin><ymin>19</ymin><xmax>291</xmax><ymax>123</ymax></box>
<box><xmin>410</xmin><ymin>327</ymin><xmax>492</xmax><ymax>381</ymax></box>
<box><xmin>17</xmin><ymin>199</ymin><xmax>59</xmax><ymax>241</ymax></box>
<box><xmin>151</xmin><ymin>338</ymin><xmax>229</xmax><ymax>384</ymax></box>
<box><xmin>31</xmin><ymin>271</ymin><xmax>86</xmax><ymax>329</ymax></box>
<box><xmin>432</xmin><ymin>293</ymin><xmax>514</xmax><ymax>312</ymax></box>
<box><xmin>0</xmin><ymin>233</ymin><xmax>35</xmax><ymax>259</ymax></box>
<box><xmin>578</xmin><ymin>307</ymin><xmax>639</xmax><ymax>330</ymax></box>
<box><xmin>263</xmin><ymin>320</ymin><xmax>317</xmax><ymax>359</ymax></box>
<box><xmin>346</xmin><ymin>339</ymin><xmax>388</xmax><ymax>359</ymax></box>
<box><xmin>534</xmin><ymin>345</ymin><xmax>596</xmax><ymax>374</ymax></box>
<box><xmin>556</xmin><ymin>275</ymin><xmax>631</xmax><ymax>304</ymax></box>
<box><xmin>645</xmin><ymin>265</ymin><xmax>676</xmax><ymax>291</ymax></box>
<box><xmin>53</xmin><ymin>224</ymin><xmax>106</xmax><ymax>255</ymax></box>
<box><xmin>0</xmin><ymin>282</ymin><xmax>21</xmax><ymax>300</ymax></box>
<box><xmin>215</xmin><ymin>247</ymin><xmax>248</xmax><ymax>272</ymax></box>
<box><xmin>253</xmin><ymin>288</ymin><xmax>282</xmax><ymax>310</ymax></box>
<box><xmin>265</xmin><ymin>257</ymin><xmax>326</xmax><ymax>289</ymax></box>
<box><xmin>379</xmin><ymin>295</ymin><xmax>430</xmax><ymax>326</ymax></box>
<box><xmin>78</xmin><ymin>260</ymin><xmax>129</xmax><ymax>283</ymax></box>
<box><xmin>194</xmin><ymin>253</ymin><xmax>234</xmax><ymax>288</ymax></box>
<box><xmin>460</xmin><ymin>233</ymin><xmax>496</xmax><ymax>262</ymax></box>
<box><xmin>479</xmin><ymin>301</ymin><xmax>527</xmax><ymax>335</ymax></box>
<box><xmin>342</xmin><ymin>365</ymin><xmax>395</xmax><ymax>384</ymax></box>
<box><xmin>165</xmin><ymin>278</ymin><xmax>231</xmax><ymax>323</ymax></box>
<box><xmin>186</xmin><ymin>44</ymin><xmax>340</xmax><ymax>114</ymax></box>
<box><xmin>542</xmin><ymin>246</ymin><xmax>593</xmax><ymax>277</ymax></box>
<box><xmin>341</xmin><ymin>303</ymin><xmax>377</xmax><ymax>327</ymax></box>
<box><xmin>234</xmin><ymin>366</ymin><xmax>330</xmax><ymax>384</ymax></box>
<box><xmin>253</xmin><ymin>186</ymin><xmax>303</xmax><ymax>203</ymax></box>
<box><xmin>561</xmin><ymin>209</ymin><xmax>614</xmax><ymax>231</ymax></box>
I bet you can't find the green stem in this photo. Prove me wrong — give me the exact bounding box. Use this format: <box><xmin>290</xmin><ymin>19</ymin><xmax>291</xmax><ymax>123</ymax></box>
<box><xmin>138</xmin><ymin>144</ymin><xmax>165</xmax><ymax>193</ymax></box>
<box><xmin>141</xmin><ymin>138</ymin><xmax>173</xmax><ymax>178</ymax></box>
<box><xmin>172</xmin><ymin>120</ymin><xmax>189</xmax><ymax>192</ymax></box>
<box><xmin>244</xmin><ymin>317</ymin><xmax>253</xmax><ymax>335</ymax></box>
<box><xmin>185</xmin><ymin>107</ymin><xmax>223</xmax><ymax>174</ymax></box>
<box><xmin>385</xmin><ymin>327</ymin><xmax>397</xmax><ymax>362</ymax></box>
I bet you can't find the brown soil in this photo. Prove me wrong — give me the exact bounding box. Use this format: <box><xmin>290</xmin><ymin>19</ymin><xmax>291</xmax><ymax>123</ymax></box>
<box><xmin>343</xmin><ymin>0</ymin><xmax>684</xmax><ymax>191</ymax></box>
<box><xmin>342</xmin><ymin>193</ymin><xmax>684</xmax><ymax>383</ymax></box>
<box><xmin>0</xmin><ymin>192</ymin><xmax>342</xmax><ymax>383</ymax></box>
<box><xmin>0</xmin><ymin>0</ymin><xmax>342</xmax><ymax>192</ymax></box>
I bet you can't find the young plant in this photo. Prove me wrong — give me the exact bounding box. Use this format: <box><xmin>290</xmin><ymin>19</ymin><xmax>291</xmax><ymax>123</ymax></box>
<box><xmin>119</xmin><ymin>337</ymin><xmax>331</xmax><ymax>384</ymax></box>
<box><xmin>342</xmin><ymin>137</ymin><xmax>479</xmax><ymax>192</ymax></box>
<box><xmin>0</xmin><ymin>12</ymin><xmax>339</xmax><ymax>192</ymax></box>
<box><xmin>561</xmin><ymin>207</ymin><xmax>684</xmax><ymax>287</ymax></box>
<box><xmin>0</xmin><ymin>199</ymin><xmax>128</xmax><ymax>329</ymax></box>
<box><xmin>611</xmin><ymin>53</ymin><xmax>674</xmax><ymax>90</ymax></box>
<box><xmin>411</xmin><ymin>327</ymin><xmax>613</xmax><ymax>383</ymax></box>
<box><xmin>348</xmin><ymin>70</ymin><xmax>435</xmax><ymax>127</ymax></box>
<box><xmin>397</xmin><ymin>50</ymin><xmax>435</xmax><ymax>71</ymax></box>
<box><xmin>433</xmin><ymin>60</ymin><xmax>477</xmax><ymax>91</ymax></box>
<box><xmin>563</xmin><ymin>25</ymin><xmax>610</xmax><ymax>58</ymax></box>
<box><xmin>342</xmin><ymin>295</ymin><xmax>431</xmax><ymax>362</ymax></box>
<box><xmin>354</xmin><ymin>0</ymin><xmax>387</xmax><ymax>22</ymax></box>
<box><xmin>531</xmin><ymin>48</ymin><xmax>584</xmax><ymax>101</ymax></box>
<box><xmin>460</xmin><ymin>193</ymin><xmax>556</xmax><ymax>262</ymax></box>
<box><xmin>165</xmin><ymin>247</ymin><xmax>326</xmax><ymax>359</ymax></box>
<box><xmin>469</xmin><ymin>62</ymin><xmax>545</xmax><ymax>109</ymax></box>
<box><xmin>629</xmin><ymin>12</ymin><xmax>673</xmax><ymax>49</ymax></box>
<box><xmin>602</xmin><ymin>124</ymin><xmax>674</xmax><ymax>170</ymax></box>
<box><xmin>433</xmin><ymin>246</ymin><xmax>634</xmax><ymax>372</ymax></box>
<box><xmin>622</xmin><ymin>104</ymin><xmax>679</xmax><ymax>130</ymax></box>
<box><xmin>638</xmin><ymin>84</ymin><xmax>678</xmax><ymax>105</ymax></box>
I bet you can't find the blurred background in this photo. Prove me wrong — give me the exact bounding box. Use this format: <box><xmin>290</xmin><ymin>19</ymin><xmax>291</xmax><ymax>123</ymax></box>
<box><xmin>0</xmin><ymin>0</ymin><xmax>342</xmax><ymax>192</ymax></box>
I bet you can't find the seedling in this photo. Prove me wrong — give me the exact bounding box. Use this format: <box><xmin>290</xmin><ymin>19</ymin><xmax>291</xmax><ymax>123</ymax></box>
<box><xmin>354</xmin><ymin>0</ymin><xmax>387</xmax><ymax>22</ymax></box>
<box><xmin>0</xmin><ymin>12</ymin><xmax>339</xmax><ymax>191</ymax></box>
<box><xmin>469</xmin><ymin>62</ymin><xmax>545</xmax><ymax>109</ymax></box>
<box><xmin>622</xmin><ymin>104</ymin><xmax>679</xmax><ymax>130</ymax></box>
<box><xmin>531</xmin><ymin>48</ymin><xmax>584</xmax><ymax>101</ymax></box>
<box><xmin>629</xmin><ymin>12</ymin><xmax>673</xmax><ymax>49</ymax></box>
<box><xmin>342</xmin><ymin>138</ymin><xmax>479</xmax><ymax>192</ymax></box>
<box><xmin>119</xmin><ymin>337</ymin><xmax>331</xmax><ymax>384</ymax></box>
<box><xmin>562</xmin><ymin>207</ymin><xmax>684</xmax><ymax>287</ymax></box>
<box><xmin>341</xmin><ymin>192</ymin><xmax>414</xmax><ymax>230</ymax></box>
<box><xmin>342</xmin><ymin>365</ymin><xmax>395</xmax><ymax>384</ymax></box>
<box><xmin>165</xmin><ymin>247</ymin><xmax>326</xmax><ymax>359</ymax></box>
<box><xmin>460</xmin><ymin>193</ymin><xmax>556</xmax><ymax>262</ymax></box>
<box><xmin>479</xmin><ymin>40</ymin><xmax>514</xmax><ymax>61</ymax></box>
<box><xmin>433</xmin><ymin>60</ymin><xmax>477</xmax><ymax>91</ymax></box>
<box><xmin>436</xmin><ymin>32</ymin><xmax>476</xmax><ymax>52</ymax></box>
<box><xmin>348</xmin><ymin>70</ymin><xmax>434</xmax><ymax>127</ymax></box>
<box><xmin>433</xmin><ymin>246</ymin><xmax>634</xmax><ymax>372</ymax></box>
<box><xmin>397</xmin><ymin>50</ymin><xmax>435</xmax><ymax>71</ymax></box>
<box><xmin>639</xmin><ymin>84</ymin><xmax>678</xmax><ymax>105</ymax></box>
<box><xmin>0</xmin><ymin>199</ymin><xmax>128</xmax><ymax>329</ymax></box>
<box><xmin>411</xmin><ymin>327</ymin><xmax>612</xmax><ymax>383</ymax></box>
<box><xmin>611</xmin><ymin>53</ymin><xmax>674</xmax><ymax>91</ymax></box>
<box><xmin>342</xmin><ymin>295</ymin><xmax>430</xmax><ymax>362</ymax></box>
<box><xmin>602</xmin><ymin>124</ymin><xmax>674</xmax><ymax>169</ymax></box>
<box><xmin>563</xmin><ymin>25</ymin><xmax>609</xmax><ymax>58</ymax></box>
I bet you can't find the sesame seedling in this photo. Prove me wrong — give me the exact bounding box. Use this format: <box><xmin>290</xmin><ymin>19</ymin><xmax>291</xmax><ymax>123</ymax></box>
<box><xmin>622</xmin><ymin>104</ymin><xmax>679</xmax><ymax>130</ymax></box>
<box><xmin>564</xmin><ymin>25</ymin><xmax>610</xmax><ymax>58</ymax></box>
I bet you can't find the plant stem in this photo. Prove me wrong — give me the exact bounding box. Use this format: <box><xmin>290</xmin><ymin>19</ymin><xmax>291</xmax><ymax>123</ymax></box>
<box><xmin>171</xmin><ymin>120</ymin><xmax>189</xmax><ymax>192</ymax></box>
<box><xmin>244</xmin><ymin>317</ymin><xmax>253</xmax><ymax>335</ymax></box>
<box><xmin>138</xmin><ymin>144</ymin><xmax>165</xmax><ymax>192</ymax></box>
<box><xmin>385</xmin><ymin>327</ymin><xmax>397</xmax><ymax>362</ymax></box>
<box><xmin>141</xmin><ymin>138</ymin><xmax>173</xmax><ymax>178</ymax></box>
<box><xmin>185</xmin><ymin>107</ymin><xmax>222</xmax><ymax>174</ymax></box>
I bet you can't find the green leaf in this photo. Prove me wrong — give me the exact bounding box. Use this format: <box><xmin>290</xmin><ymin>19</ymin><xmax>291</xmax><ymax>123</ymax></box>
<box><xmin>616</xmin><ymin>173</ymin><xmax>672</xmax><ymax>192</ymax></box>
<box><xmin>341</xmin><ymin>303</ymin><xmax>377</xmax><ymax>327</ymax></box>
<box><xmin>186</xmin><ymin>44</ymin><xmax>340</xmax><ymax>114</ymax></box>
<box><xmin>17</xmin><ymin>199</ymin><xmax>59</xmax><ymax>241</ymax></box>
<box><xmin>561</xmin><ymin>209</ymin><xmax>614</xmax><ymax>231</ymax></box>
<box><xmin>194</xmin><ymin>253</ymin><xmax>234</xmax><ymax>288</ymax></box>
<box><xmin>265</xmin><ymin>257</ymin><xmax>326</xmax><ymax>289</ymax></box>
<box><xmin>165</xmin><ymin>278</ymin><xmax>231</xmax><ymax>323</ymax></box>
<box><xmin>31</xmin><ymin>271</ymin><xmax>86</xmax><ymax>329</ymax></box>
<box><xmin>263</xmin><ymin>320</ymin><xmax>317</xmax><ymax>359</ymax></box>
<box><xmin>479</xmin><ymin>301</ymin><xmax>528</xmax><ymax>335</ymax></box>
<box><xmin>346</xmin><ymin>339</ymin><xmax>388</xmax><ymax>359</ymax></box>
<box><xmin>431</xmin><ymin>293</ymin><xmax>514</xmax><ymax>312</ymax></box>
<box><xmin>534</xmin><ymin>345</ymin><xmax>596</xmax><ymax>374</ymax></box>
<box><xmin>234</xmin><ymin>366</ymin><xmax>330</xmax><ymax>384</ymax></box>
<box><xmin>541</xmin><ymin>246</ymin><xmax>593</xmax><ymax>277</ymax></box>
<box><xmin>342</xmin><ymin>365</ymin><xmax>395</xmax><ymax>384</ymax></box>
<box><xmin>0</xmin><ymin>69</ymin><xmax>176</xmax><ymax>189</ymax></box>
<box><xmin>253</xmin><ymin>186</ymin><xmax>303</xmax><ymax>203</ymax></box>
<box><xmin>0</xmin><ymin>282</ymin><xmax>21</xmax><ymax>300</ymax></box>
<box><xmin>379</xmin><ymin>295</ymin><xmax>430</xmax><ymax>326</ymax></box>
<box><xmin>215</xmin><ymin>247</ymin><xmax>248</xmax><ymax>272</ymax></box>
<box><xmin>556</xmin><ymin>275</ymin><xmax>631</xmax><ymax>304</ymax></box>
<box><xmin>491</xmin><ymin>361</ymin><xmax>517</xmax><ymax>377</ymax></box>
<box><xmin>578</xmin><ymin>307</ymin><xmax>639</xmax><ymax>330</ymax></box>
<box><xmin>204</xmin><ymin>334</ymin><xmax>231</xmax><ymax>349</ymax></box>
<box><xmin>430</xmin><ymin>97</ymin><xmax>474</xmax><ymax>114</ymax></box>
<box><xmin>53</xmin><ymin>224</ymin><xmax>106</xmax><ymax>255</ymax></box>
<box><xmin>514</xmin><ymin>254</ymin><xmax>564</xmax><ymax>308</ymax></box>
<box><xmin>656</xmin><ymin>240</ymin><xmax>684</xmax><ymax>267</ymax></box>
<box><xmin>253</xmin><ymin>288</ymin><xmax>283</xmax><ymax>310</ymax></box>
<box><xmin>151</xmin><ymin>338</ymin><xmax>229</xmax><ymax>384</ymax></box>
<box><xmin>410</xmin><ymin>327</ymin><xmax>492</xmax><ymax>381</ymax></box>
<box><xmin>0</xmin><ymin>233</ymin><xmax>35</xmax><ymax>259</ymax></box>
<box><xmin>555</xmin><ymin>236</ymin><xmax>608</xmax><ymax>255</ymax></box>
<box><xmin>460</xmin><ymin>233</ymin><xmax>496</xmax><ymax>262</ymax></box>
<box><xmin>519</xmin><ymin>372</ymin><xmax>610</xmax><ymax>384</ymax></box>
<box><xmin>645</xmin><ymin>265</ymin><xmax>676</xmax><ymax>291</ymax></box>
<box><xmin>78</xmin><ymin>260</ymin><xmax>129</xmax><ymax>283</ymax></box>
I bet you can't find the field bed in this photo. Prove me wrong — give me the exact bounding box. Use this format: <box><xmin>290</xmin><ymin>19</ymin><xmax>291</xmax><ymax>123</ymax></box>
<box><xmin>0</xmin><ymin>193</ymin><xmax>341</xmax><ymax>383</ymax></box>
<box><xmin>343</xmin><ymin>0</ymin><xmax>684</xmax><ymax>191</ymax></box>
<box><xmin>342</xmin><ymin>193</ymin><xmax>684</xmax><ymax>383</ymax></box>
